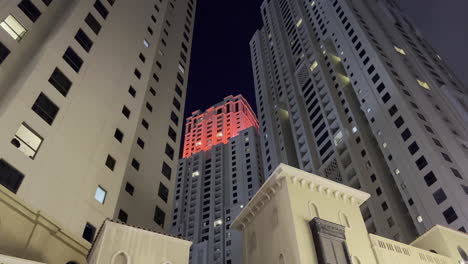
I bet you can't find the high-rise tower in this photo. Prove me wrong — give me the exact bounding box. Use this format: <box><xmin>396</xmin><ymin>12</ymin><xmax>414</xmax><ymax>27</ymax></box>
<box><xmin>0</xmin><ymin>0</ymin><xmax>196</xmax><ymax>243</ymax></box>
<box><xmin>250</xmin><ymin>0</ymin><xmax>468</xmax><ymax>243</ymax></box>
<box><xmin>171</xmin><ymin>95</ymin><xmax>263</xmax><ymax>264</ymax></box>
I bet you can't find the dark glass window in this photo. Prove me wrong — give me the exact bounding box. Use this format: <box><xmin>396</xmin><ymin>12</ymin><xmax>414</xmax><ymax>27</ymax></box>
<box><xmin>128</xmin><ymin>86</ymin><xmax>136</xmax><ymax>97</ymax></box>
<box><xmin>451</xmin><ymin>168</ymin><xmax>463</xmax><ymax>179</ymax></box>
<box><xmin>134</xmin><ymin>69</ymin><xmax>141</xmax><ymax>79</ymax></box>
<box><xmin>118</xmin><ymin>209</ymin><xmax>128</xmax><ymax>223</ymax></box>
<box><xmin>131</xmin><ymin>159</ymin><xmax>140</xmax><ymax>171</ymax></box>
<box><xmin>0</xmin><ymin>159</ymin><xmax>25</xmax><ymax>193</ymax></box>
<box><xmin>149</xmin><ymin>87</ymin><xmax>156</xmax><ymax>96</ymax></box>
<box><xmin>137</xmin><ymin>137</ymin><xmax>145</xmax><ymax>149</ymax></box>
<box><xmin>175</xmin><ymin>84</ymin><xmax>183</xmax><ymax>97</ymax></box>
<box><xmin>0</xmin><ymin>41</ymin><xmax>11</xmax><ymax>64</ymax></box>
<box><xmin>82</xmin><ymin>223</ymin><xmax>96</xmax><ymax>243</ymax></box>
<box><xmin>443</xmin><ymin>207</ymin><xmax>458</xmax><ymax>224</ymax></box>
<box><xmin>162</xmin><ymin>162</ymin><xmax>172</xmax><ymax>179</ymax></box>
<box><xmin>173</xmin><ymin>98</ymin><xmax>181</xmax><ymax>110</ymax></box>
<box><xmin>171</xmin><ymin>111</ymin><xmax>179</xmax><ymax>125</ymax></box>
<box><xmin>48</xmin><ymin>68</ymin><xmax>72</xmax><ymax>96</ymax></box>
<box><xmin>18</xmin><ymin>0</ymin><xmax>41</xmax><ymax>22</ymax></box>
<box><xmin>158</xmin><ymin>183</ymin><xmax>169</xmax><ymax>202</ymax></box>
<box><xmin>75</xmin><ymin>29</ymin><xmax>93</xmax><ymax>52</ymax></box>
<box><xmin>433</xmin><ymin>188</ymin><xmax>447</xmax><ymax>205</ymax></box>
<box><xmin>177</xmin><ymin>73</ymin><xmax>184</xmax><ymax>84</ymax></box>
<box><xmin>94</xmin><ymin>0</ymin><xmax>109</xmax><ymax>19</ymax></box>
<box><xmin>394</xmin><ymin>116</ymin><xmax>404</xmax><ymax>128</ymax></box>
<box><xmin>146</xmin><ymin>102</ymin><xmax>152</xmax><ymax>112</ymax></box>
<box><xmin>32</xmin><ymin>93</ymin><xmax>59</xmax><ymax>125</ymax></box>
<box><xmin>408</xmin><ymin>142</ymin><xmax>420</xmax><ymax>155</ymax></box>
<box><xmin>154</xmin><ymin>206</ymin><xmax>165</xmax><ymax>227</ymax></box>
<box><xmin>122</xmin><ymin>106</ymin><xmax>130</xmax><ymax>118</ymax></box>
<box><xmin>401</xmin><ymin>128</ymin><xmax>412</xmax><ymax>141</ymax></box>
<box><xmin>105</xmin><ymin>155</ymin><xmax>116</xmax><ymax>171</ymax></box>
<box><xmin>63</xmin><ymin>47</ymin><xmax>83</xmax><ymax>73</ymax></box>
<box><xmin>125</xmin><ymin>182</ymin><xmax>134</xmax><ymax>195</ymax></box>
<box><xmin>85</xmin><ymin>13</ymin><xmax>101</xmax><ymax>34</ymax></box>
<box><xmin>168</xmin><ymin>127</ymin><xmax>177</xmax><ymax>142</ymax></box>
<box><xmin>114</xmin><ymin>129</ymin><xmax>123</xmax><ymax>142</ymax></box>
<box><xmin>141</xmin><ymin>119</ymin><xmax>149</xmax><ymax>129</ymax></box>
<box><xmin>424</xmin><ymin>171</ymin><xmax>437</xmax><ymax>186</ymax></box>
<box><xmin>388</xmin><ymin>105</ymin><xmax>398</xmax><ymax>116</ymax></box>
<box><xmin>42</xmin><ymin>0</ymin><xmax>53</xmax><ymax>6</ymax></box>
<box><xmin>139</xmin><ymin>53</ymin><xmax>146</xmax><ymax>63</ymax></box>
<box><xmin>165</xmin><ymin>144</ymin><xmax>174</xmax><ymax>160</ymax></box>
<box><xmin>415</xmin><ymin>156</ymin><xmax>428</xmax><ymax>170</ymax></box>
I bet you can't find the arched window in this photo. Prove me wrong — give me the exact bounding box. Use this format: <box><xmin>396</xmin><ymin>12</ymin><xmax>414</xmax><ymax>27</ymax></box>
<box><xmin>279</xmin><ymin>254</ymin><xmax>285</xmax><ymax>264</ymax></box>
<box><xmin>339</xmin><ymin>211</ymin><xmax>350</xmax><ymax>228</ymax></box>
<box><xmin>309</xmin><ymin>202</ymin><xmax>319</xmax><ymax>218</ymax></box>
<box><xmin>112</xmin><ymin>252</ymin><xmax>129</xmax><ymax>264</ymax></box>
<box><xmin>458</xmin><ymin>246</ymin><xmax>468</xmax><ymax>261</ymax></box>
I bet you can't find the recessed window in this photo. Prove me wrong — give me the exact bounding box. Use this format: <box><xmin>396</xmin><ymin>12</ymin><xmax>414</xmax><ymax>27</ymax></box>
<box><xmin>0</xmin><ymin>159</ymin><xmax>25</xmax><ymax>193</ymax></box>
<box><xmin>75</xmin><ymin>29</ymin><xmax>93</xmax><ymax>52</ymax></box>
<box><xmin>32</xmin><ymin>93</ymin><xmax>59</xmax><ymax>125</ymax></box>
<box><xmin>125</xmin><ymin>182</ymin><xmax>134</xmax><ymax>195</ymax></box>
<box><xmin>424</xmin><ymin>171</ymin><xmax>437</xmax><ymax>186</ymax></box>
<box><xmin>415</xmin><ymin>156</ymin><xmax>428</xmax><ymax>170</ymax></box>
<box><xmin>122</xmin><ymin>105</ymin><xmax>130</xmax><ymax>118</ymax></box>
<box><xmin>141</xmin><ymin>119</ymin><xmax>149</xmax><ymax>129</ymax></box>
<box><xmin>146</xmin><ymin>102</ymin><xmax>152</xmax><ymax>112</ymax></box>
<box><xmin>310</xmin><ymin>61</ymin><xmax>318</xmax><ymax>72</ymax></box>
<box><xmin>131</xmin><ymin>158</ymin><xmax>140</xmax><ymax>171</ymax></box>
<box><xmin>11</xmin><ymin>123</ymin><xmax>42</xmax><ymax>159</ymax></box>
<box><xmin>381</xmin><ymin>202</ymin><xmax>388</xmax><ymax>211</ymax></box>
<box><xmin>408</xmin><ymin>142</ymin><xmax>420</xmax><ymax>155</ymax></box>
<box><xmin>18</xmin><ymin>0</ymin><xmax>41</xmax><ymax>22</ymax></box>
<box><xmin>177</xmin><ymin>73</ymin><xmax>184</xmax><ymax>84</ymax></box>
<box><xmin>114</xmin><ymin>129</ymin><xmax>123</xmax><ymax>142</ymax></box>
<box><xmin>137</xmin><ymin>137</ymin><xmax>145</xmax><ymax>149</ymax></box>
<box><xmin>42</xmin><ymin>0</ymin><xmax>53</xmax><ymax>6</ymax></box>
<box><xmin>94</xmin><ymin>185</ymin><xmax>107</xmax><ymax>204</ymax></box>
<box><xmin>149</xmin><ymin>87</ymin><xmax>156</xmax><ymax>96</ymax></box>
<box><xmin>388</xmin><ymin>105</ymin><xmax>398</xmax><ymax>116</ymax></box>
<box><xmin>1</xmin><ymin>15</ymin><xmax>27</xmax><ymax>40</ymax></box>
<box><xmin>105</xmin><ymin>155</ymin><xmax>116</xmax><ymax>171</ymax></box>
<box><xmin>170</xmin><ymin>111</ymin><xmax>179</xmax><ymax>125</ymax></box>
<box><xmin>165</xmin><ymin>144</ymin><xmax>174</xmax><ymax>160</ymax></box>
<box><xmin>168</xmin><ymin>127</ymin><xmax>177</xmax><ymax>142</ymax></box>
<box><xmin>147</xmin><ymin>26</ymin><xmax>153</xmax><ymax>35</ymax></box>
<box><xmin>376</xmin><ymin>187</ymin><xmax>382</xmax><ymax>196</ymax></box>
<box><xmin>49</xmin><ymin>68</ymin><xmax>72</xmax><ymax>96</ymax></box>
<box><xmin>82</xmin><ymin>223</ymin><xmax>96</xmax><ymax>243</ymax></box>
<box><xmin>0</xmin><ymin>41</ymin><xmax>10</xmax><ymax>64</ymax></box>
<box><xmin>85</xmin><ymin>13</ymin><xmax>101</xmax><ymax>35</ymax></box>
<box><xmin>451</xmin><ymin>168</ymin><xmax>463</xmax><ymax>179</ymax></box>
<box><xmin>175</xmin><ymin>84</ymin><xmax>183</xmax><ymax>97</ymax></box>
<box><xmin>173</xmin><ymin>98</ymin><xmax>181</xmax><ymax>110</ymax></box>
<box><xmin>158</xmin><ymin>183</ymin><xmax>169</xmax><ymax>202</ymax></box>
<box><xmin>178</xmin><ymin>63</ymin><xmax>185</xmax><ymax>74</ymax></box>
<box><xmin>139</xmin><ymin>53</ymin><xmax>146</xmax><ymax>63</ymax></box>
<box><xmin>128</xmin><ymin>86</ymin><xmax>136</xmax><ymax>97</ymax></box>
<box><xmin>394</xmin><ymin>116</ymin><xmax>404</xmax><ymax>128</ymax></box>
<box><xmin>401</xmin><ymin>128</ymin><xmax>411</xmax><ymax>141</ymax></box>
<box><xmin>162</xmin><ymin>162</ymin><xmax>172</xmax><ymax>179</ymax></box>
<box><xmin>63</xmin><ymin>47</ymin><xmax>83</xmax><ymax>73</ymax></box>
<box><xmin>442</xmin><ymin>207</ymin><xmax>458</xmax><ymax>224</ymax></box>
<box><xmin>94</xmin><ymin>0</ymin><xmax>109</xmax><ymax>19</ymax></box>
<box><xmin>134</xmin><ymin>69</ymin><xmax>141</xmax><ymax>79</ymax></box>
<box><xmin>118</xmin><ymin>209</ymin><xmax>128</xmax><ymax>223</ymax></box>
<box><xmin>433</xmin><ymin>188</ymin><xmax>447</xmax><ymax>205</ymax></box>
<box><xmin>154</xmin><ymin>206</ymin><xmax>165</xmax><ymax>227</ymax></box>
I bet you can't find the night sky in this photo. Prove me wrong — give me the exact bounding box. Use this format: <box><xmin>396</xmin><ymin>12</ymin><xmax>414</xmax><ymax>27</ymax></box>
<box><xmin>184</xmin><ymin>0</ymin><xmax>468</xmax><ymax>119</ymax></box>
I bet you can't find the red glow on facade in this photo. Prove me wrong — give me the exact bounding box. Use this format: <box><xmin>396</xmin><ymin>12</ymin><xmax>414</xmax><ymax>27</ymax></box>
<box><xmin>182</xmin><ymin>95</ymin><xmax>259</xmax><ymax>158</ymax></box>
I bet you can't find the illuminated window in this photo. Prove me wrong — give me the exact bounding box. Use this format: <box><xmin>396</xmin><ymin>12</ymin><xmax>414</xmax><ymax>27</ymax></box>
<box><xmin>417</xmin><ymin>79</ymin><xmax>430</xmax><ymax>90</ymax></box>
<box><xmin>382</xmin><ymin>142</ymin><xmax>388</xmax><ymax>148</ymax></box>
<box><xmin>217</xmin><ymin>132</ymin><xmax>223</xmax><ymax>137</ymax></box>
<box><xmin>143</xmin><ymin>39</ymin><xmax>150</xmax><ymax>48</ymax></box>
<box><xmin>95</xmin><ymin>186</ymin><xmax>107</xmax><ymax>204</ymax></box>
<box><xmin>11</xmin><ymin>123</ymin><xmax>42</xmax><ymax>159</ymax></box>
<box><xmin>296</xmin><ymin>18</ymin><xmax>303</xmax><ymax>27</ymax></box>
<box><xmin>195</xmin><ymin>141</ymin><xmax>202</xmax><ymax>146</ymax></box>
<box><xmin>352</xmin><ymin>126</ymin><xmax>358</xmax><ymax>134</ymax></box>
<box><xmin>192</xmin><ymin>170</ymin><xmax>200</xmax><ymax>177</ymax></box>
<box><xmin>310</xmin><ymin>61</ymin><xmax>318</xmax><ymax>72</ymax></box>
<box><xmin>333</xmin><ymin>131</ymin><xmax>343</xmax><ymax>146</ymax></box>
<box><xmin>394</xmin><ymin>46</ymin><xmax>406</xmax><ymax>55</ymax></box>
<box><xmin>394</xmin><ymin>169</ymin><xmax>400</xmax><ymax>175</ymax></box>
<box><xmin>311</xmin><ymin>1</ymin><xmax>316</xmax><ymax>6</ymax></box>
<box><xmin>214</xmin><ymin>219</ymin><xmax>223</xmax><ymax>227</ymax></box>
<box><xmin>417</xmin><ymin>216</ymin><xmax>423</xmax><ymax>223</ymax></box>
<box><xmin>1</xmin><ymin>15</ymin><xmax>27</xmax><ymax>40</ymax></box>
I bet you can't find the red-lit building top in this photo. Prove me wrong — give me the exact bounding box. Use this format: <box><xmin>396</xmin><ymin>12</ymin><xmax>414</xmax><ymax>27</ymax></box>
<box><xmin>182</xmin><ymin>95</ymin><xmax>259</xmax><ymax>158</ymax></box>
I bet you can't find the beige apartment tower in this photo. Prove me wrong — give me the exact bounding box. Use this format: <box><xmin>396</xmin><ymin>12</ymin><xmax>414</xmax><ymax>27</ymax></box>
<box><xmin>0</xmin><ymin>0</ymin><xmax>196</xmax><ymax>245</ymax></box>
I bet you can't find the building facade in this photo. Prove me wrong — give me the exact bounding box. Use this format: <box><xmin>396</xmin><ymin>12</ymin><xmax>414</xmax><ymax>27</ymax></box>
<box><xmin>0</xmin><ymin>0</ymin><xmax>196</xmax><ymax>244</ymax></box>
<box><xmin>232</xmin><ymin>163</ymin><xmax>468</xmax><ymax>264</ymax></box>
<box><xmin>250</xmin><ymin>0</ymin><xmax>468</xmax><ymax>242</ymax></box>
<box><xmin>171</xmin><ymin>95</ymin><xmax>264</xmax><ymax>264</ymax></box>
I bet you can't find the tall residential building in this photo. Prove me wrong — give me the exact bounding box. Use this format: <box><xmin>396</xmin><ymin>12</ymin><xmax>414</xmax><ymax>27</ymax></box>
<box><xmin>0</xmin><ymin>0</ymin><xmax>196</xmax><ymax>244</ymax></box>
<box><xmin>171</xmin><ymin>95</ymin><xmax>264</xmax><ymax>264</ymax></box>
<box><xmin>250</xmin><ymin>0</ymin><xmax>468</xmax><ymax>243</ymax></box>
